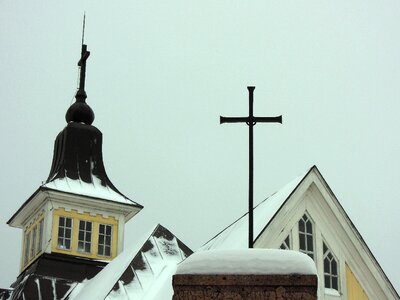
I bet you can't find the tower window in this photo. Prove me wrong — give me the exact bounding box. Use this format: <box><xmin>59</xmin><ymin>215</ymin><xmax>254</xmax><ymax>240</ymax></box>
<box><xmin>78</xmin><ymin>221</ymin><xmax>92</xmax><ymax>253</ymax></box>
<box><xmin>280</xmin><ymin>235</ymin><xmax>291</xmax><ymax>250</ymax></box>
<box><xmin>98</xmin><ymin>224</ymin><xmax>112</xmax><ymax>257</ymax></box>
<box><xmin>37</xmin><ymin>219</ymin><xmax>44</xmax><ymax>254</ymax></box>
<box><xmin>299</xmin><ymin>214</ymin><xmax>314</xmax><ymax>259</ymax></box>
<box><xmin>24</xmin><ymin>232</ymin><xmax>30</xmax><ymax>265</ymax></box>
<box><xmin>58</xmin><ymin>217</ymin><xmax>72</xmax><ymax>250</ymax></box>
<box><xmin>323</xmin><ymin>243</ymin><xmax>339</xmax><ymax>291</ymax></box>
<box><xmin>30</xmin><ymin>225</ymin><xmax>37</xmax><ymax>259</ymax></box>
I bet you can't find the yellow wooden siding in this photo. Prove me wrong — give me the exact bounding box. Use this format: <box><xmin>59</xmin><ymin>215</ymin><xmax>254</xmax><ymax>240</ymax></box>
<box><xmin>346</xmin><ymin>264</ymin><xmax>369</xmax><ymax>300</ymax></box>
<box><xmin>51</xmin><ymin>208</ymin><xmax>118</xmax><ymax>260</ymax></box>
<box><xmin>21</xmin><ymin>212</ymin><xmax>45</xmax><ymax>271</ymax></box>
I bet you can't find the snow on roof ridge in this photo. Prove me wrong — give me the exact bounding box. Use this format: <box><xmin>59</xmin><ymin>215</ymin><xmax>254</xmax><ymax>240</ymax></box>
<box><xmin>42</xmin><ymin>175</ymin><xmax>139</xmax><ymax>206</ymax></box>
<box><xmin>199</xmin><ymin>166</ymin><xmax>313</xmax><ymax>250</ymax></box>
<box><xmin>176</xmin><ymin>249</ymin><xmax>317</xmax><ymax>275</ymax></box>
<box><xmin>69</xmin><ymin>225</ymin><xmax>159</xmax><ymax>300</ymax></box>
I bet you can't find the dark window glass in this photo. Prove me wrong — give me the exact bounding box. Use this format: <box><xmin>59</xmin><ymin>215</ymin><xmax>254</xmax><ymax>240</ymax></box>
<box><xmin>323</xmin><ymin>242</ymin><xmax>339</xmax><ymax>291</ymax></box>
<box><xmin>98</xmin><ymin>224</ymin><xmax>112</xmax><ymax>257</ymax></box>
<box><xmin>57</xmin><ymin>217</ymin><xmax>72</xmax><ymax>250</ymax></box>
<box><xmin>299</xmin><ymin>214</ymin><xmax>314</xmax><ymax>259</ymax></box>
<box><xmin>300</xmin><ymin>236</ymin><xmax>306</xmax><ymax>250</ymax></box>
<box><xmin>332</xmin><ymin>277</ymin><xmax>338</xmax><ymax>290</ymax></box>
<box><xmin>78</xmin><ymin>220</ymin><xmax>92</xmax><ymax>253</ymax></box>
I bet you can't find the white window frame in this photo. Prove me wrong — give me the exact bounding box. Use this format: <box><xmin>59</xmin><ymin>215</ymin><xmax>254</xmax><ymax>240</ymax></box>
<box><xmin>98</xmin><ymin>224</ymin><xmax>112</xmax><ymax>257</ymax></box>
<box><xmin>298</xmin><ymin>213</ymin><xmax>315</xmax><ymax>260</ymax></box>
<box><xmin>323</xmin><ymin>242</ymin><xmax>339</xmax><ymax>291</ymax></box>
<box><xmin>57</xmin><ymin>216</ymin><xmax>73</xmax><ymax>250</ymax></box>
<box><xmin>78</xmin><ymin>220</ymin><xmax>92</xmax><ymax>253</ymax></box>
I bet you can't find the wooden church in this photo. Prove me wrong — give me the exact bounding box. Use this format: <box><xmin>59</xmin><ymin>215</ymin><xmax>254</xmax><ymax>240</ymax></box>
<box><xmin>0</xmin><ymin>42</ymin><xmax>398</xmax><ymax>299</ymax></box>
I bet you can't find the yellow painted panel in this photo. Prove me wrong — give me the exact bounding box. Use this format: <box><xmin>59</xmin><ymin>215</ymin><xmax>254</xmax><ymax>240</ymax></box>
<box><xmin>346</xmin><ymin>264</ymin><xmax>369</xmax><ymax>300</ymax></box>
<box><xmin>21</xmin><ymin>212</ymin><xmax>45</xmax><ymax>271</ymax></box>
<box><xmin>51</xmin><ymin>208</ymin><xmax>118</xmax><ymax>260</ymax></box>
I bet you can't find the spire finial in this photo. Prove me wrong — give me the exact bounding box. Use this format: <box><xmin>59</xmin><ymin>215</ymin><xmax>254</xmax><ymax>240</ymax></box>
<box><xmin>65</xmin><ymin>14</ymin><xmax>95</xmax><ymax>125</ymax></box>
<box><xmin>81</xmin><ymin>12</ymin><xmax>86</xmax><ymax>46</ymax></box>
<box><xmin>76</xmin><ymin>13</ymin><xmax>90</xmax><ymax>101</ymax></box>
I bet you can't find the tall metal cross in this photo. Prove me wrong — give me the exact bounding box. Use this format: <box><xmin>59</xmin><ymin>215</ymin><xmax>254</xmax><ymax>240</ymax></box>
<box><xmin>77</xmin><ymin>44</ymin><xmax>90</xmax><ymax>98</ymax></box>
<box><xmin>76</xmin><ymin>14</ymin><xmax>90</xmax><ymax>101</ymax></box>
<box><xmin>220</xmin><ymin>86</ymin><xmax>282</xmax><ymax>248</ymax></box>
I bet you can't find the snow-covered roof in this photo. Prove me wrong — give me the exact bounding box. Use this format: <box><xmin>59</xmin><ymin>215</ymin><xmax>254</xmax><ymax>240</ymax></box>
<box><xmin>200</xmin><ymin>167</ymin><xmax>311</xmax><ymax>250</ymax></box>
<box><xmin>176</xmin><ymin>249</ymin><xmax>317</xmax><ymax>275</ymax></box>
<box><xmin>43</xmin><ymin>175</ymin><xmax>139</xmax><ymax>206</ymax></box>
<box><xmin>69</xmin><ymin>224</ymin><xmax>192</xmax><ymax>300</ymax></box>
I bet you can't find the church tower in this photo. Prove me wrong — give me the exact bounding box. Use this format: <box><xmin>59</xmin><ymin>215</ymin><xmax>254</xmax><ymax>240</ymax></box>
<box><xmin>7</xmin><ymin>42</ymin><xmax>143</xmax><ymax>273</ymax></box>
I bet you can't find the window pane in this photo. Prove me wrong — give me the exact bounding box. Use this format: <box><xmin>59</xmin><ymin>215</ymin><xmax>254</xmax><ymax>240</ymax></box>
<box><xmin>99</xmin><ymin>224</ymin><xmax>105</xmax><ymax>234</ymax></box>
<box><xmin>78</xmin><ymin>241</ymin><xmax>84</xmax><ymax>251</ymax></box>
<box><xmin>37</xmin><ymin>219</ymin><xmax>43</xmax><ymax>254</ymax></box>
<box><xmin>306</xmin><ymin>221</ymin><xmax>312</xmax><ymax>234</ymax></box>
<box><xmin>106</xmin><ymin>226</ymin><xmax>111</xmax><ymax>235</ymax></box>
<box><xmin>78</xmin><ymin>221</ymin><xmax>92</xmax><ymax>253</ymax></box>
<box><xmin>299</xmin><ymin>220</ymin><xmax>305</xmax><ymax>232</ymax></box>
<box><xmin>332</xmin><ymin>277</ymin><xmax>338</xmax><ymax>290</ymax></box>
<box><xmin>332</xmin><ymin>259</ymin><xmax>337</xmax><ymax>274</ymax></box>
<box><xmin>285</xmin><ymin>236</ymin><xmax>290</xmax><ymax>247</ymax></box>
<box><xmin>25</xmin><ymin>234</ymin><xmax>31</xmax><ymax>264</ymax></box>
<box><xmin>98</xmin><ymin>245</ymin><xmax>104</xmax><ymax>255</ymax></box>
<box><xmin>105</xmin><ymin>246</ymin><xmax>111</xmax><ymax>256</ymax></box>
<box><xmin>324</xmin><ymin>258</ymin><xmax>330</xmax><ymax>272</ymax></box>
<box><xmin>307</xmin><ymin>235</ymin><xmax>313</xmax><ymax>251</ymax></box>
<box><xmin>323</xmin><ymin>242</ymin><xmax>339</xmax><ymax>291</ymax></box>
<box><xmin>325</xmin><ymin>275</ymin><xmax>331</xmax><ymax>288</ymax></box>
<box><xmin>299</xmin><ymin>234</ymin><xmax>306</xmax><ymax>250</ymax></box>
<box><xmin>323</xmin><ymin>243</ymin><xmax>328</xmax><ymax>254</ymax></box>
<box><xmin>58</xmin><ymin>217</ymin><xmax>72</xmax><ymax>250</ymax></box>
<box><xmin>99</xmin><ymin>235</ymin><xmax>104</xmax><ymax>244</ymax></box>
<box><xmin>106</xmin><ymin>236</ymin><xmax>111</xmax><ymax>245</ymax></box>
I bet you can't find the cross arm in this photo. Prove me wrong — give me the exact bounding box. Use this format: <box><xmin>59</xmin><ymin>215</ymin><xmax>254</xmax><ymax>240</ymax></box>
<box><xmin>78</xmin><ymin>44</ymin><xmax>90</xmax><ymax>67</ymax></box>
<box><xmin>220</xmin><ymin>116</ymin><xmax>249</xmax><ymax>124</ymax></box>
<box><xmin>253</xmin><ymin>115</ymin><xmax>282</xmax><ymax>124</ymax></box>
<box><xmin>220</xmin><ymin>115</ymin><xmax>282</xmax><ymax>124</ymax></box>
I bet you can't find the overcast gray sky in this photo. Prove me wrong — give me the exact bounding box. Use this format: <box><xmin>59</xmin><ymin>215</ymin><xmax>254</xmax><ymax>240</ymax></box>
<box><xmin>0</xmin><ymin>0</ymin><xmax>399</xmax><ymax>293</ymax></box>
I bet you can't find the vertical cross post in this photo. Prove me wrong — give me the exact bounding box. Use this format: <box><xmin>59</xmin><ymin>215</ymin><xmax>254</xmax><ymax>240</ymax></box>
<box><xmin>220</xmin><ymin>86</ymin><xmax>282</xmax><ymax>248</ymax></box>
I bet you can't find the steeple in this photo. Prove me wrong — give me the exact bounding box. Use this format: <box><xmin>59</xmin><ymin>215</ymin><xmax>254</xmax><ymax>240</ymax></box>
<box><xmin>45</xmin><ymin>43</ymin><xmax>127</xmax><ymax>201</ymax></box>
<box><xmin>7</xmin><ymin>30</ymin><xmax>142</xmax><ymax>272</ymax></box>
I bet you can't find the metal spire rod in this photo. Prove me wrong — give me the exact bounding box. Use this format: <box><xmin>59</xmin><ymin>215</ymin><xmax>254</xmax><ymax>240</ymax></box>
<box><xmin>220</xmin><ymin>86</ymin><xmax>282</xmax><ymax>248</ymax></box>
<box><xmin>81</xmin><ymin>12</ymin><xmax>86</xmax><ymax>46</ymax></box>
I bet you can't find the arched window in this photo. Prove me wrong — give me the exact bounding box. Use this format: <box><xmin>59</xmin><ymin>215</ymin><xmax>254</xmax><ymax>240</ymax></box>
<box><xmin>323</xmin><ymin>242</ymin><xmax>339</xmax><ymax>290</ymax></box>
<box><xmin>280</xmin><ymin>235</ymin><xmax>291</xmax><ymax>250</ymax></box>
<box><xmin>298</xmin><ymin>214</ymin><xmax>314</xmax><ymax>259</ymax></box>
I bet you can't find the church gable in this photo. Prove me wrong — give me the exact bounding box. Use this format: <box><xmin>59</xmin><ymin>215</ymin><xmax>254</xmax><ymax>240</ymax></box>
<box><xmin>255</xmin><ymin>167</ymin><xmax>398</xmax><ymax>299</ymax></box>
<box><xmin>200</xmin><ymin>166</ymin><xmax>398</xmax><ymax>299</ymax></box>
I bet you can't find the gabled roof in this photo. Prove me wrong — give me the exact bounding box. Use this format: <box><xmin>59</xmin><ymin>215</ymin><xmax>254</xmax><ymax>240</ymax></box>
<box><xmin>69</xmin><ymin>224</ymin><xmax>192</xmax><ymax>300</ymax></box>
<box><xmin>199</xmin><ymin>165</ymin><xmax>399</xmax><ymax>299</ymax></box>
<box><xmin>201</xmin><ymin>166</ymin><xmax>312</xmax><ymax>250</ymax></box>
